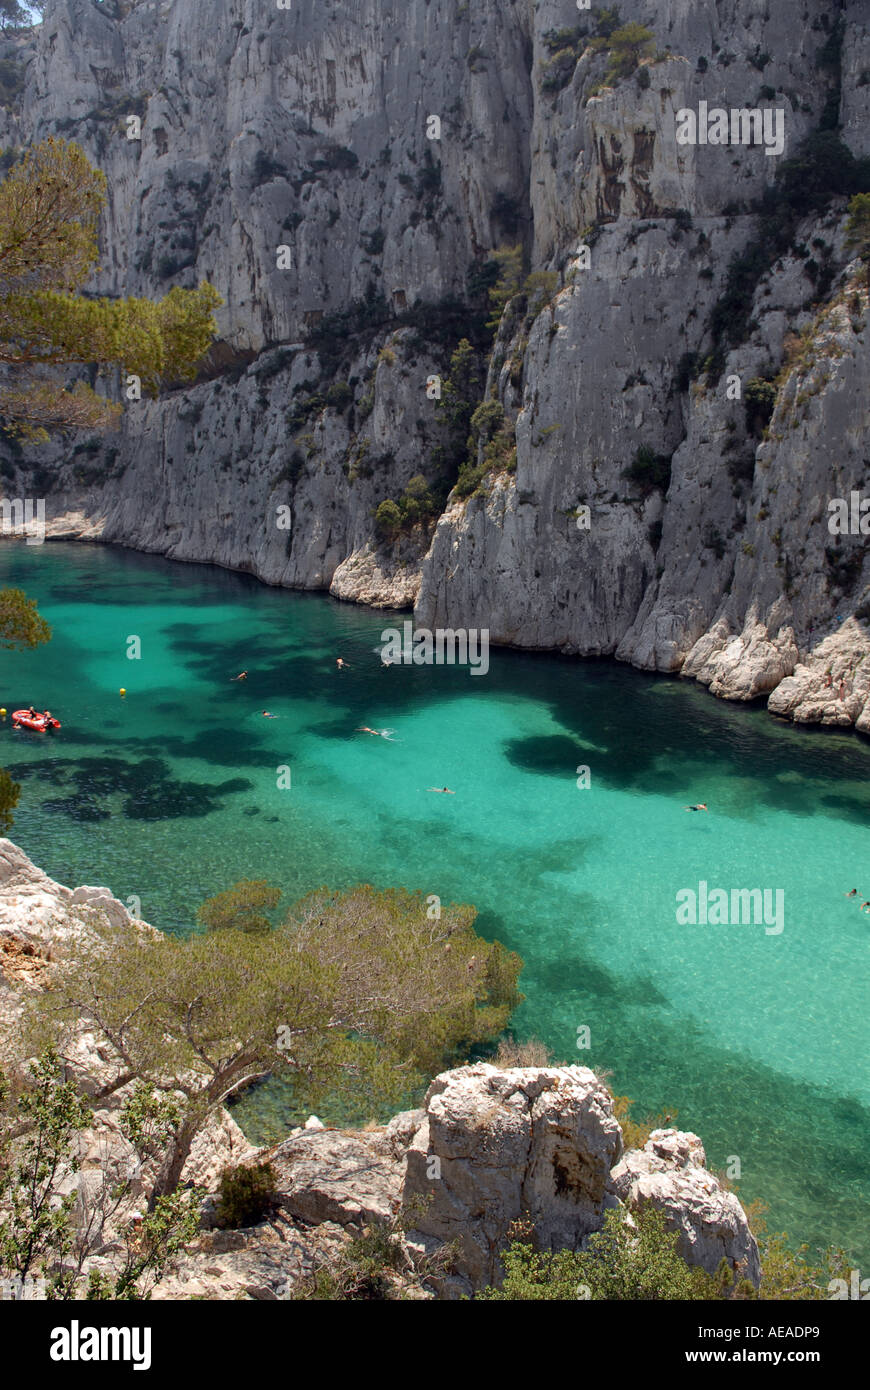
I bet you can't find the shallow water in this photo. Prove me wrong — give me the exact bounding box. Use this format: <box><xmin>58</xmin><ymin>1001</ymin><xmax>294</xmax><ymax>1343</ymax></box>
<box><xmin>1</xmin><ymin>540</ymin><xmax>868</xmax><ymax>1263</ymax></box>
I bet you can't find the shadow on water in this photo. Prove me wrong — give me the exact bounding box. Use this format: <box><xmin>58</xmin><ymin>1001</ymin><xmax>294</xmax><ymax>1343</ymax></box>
<box><xmin>8</xmin><ymin>754</ymin><xmax>253</xmax><ymax>821</ymax></box>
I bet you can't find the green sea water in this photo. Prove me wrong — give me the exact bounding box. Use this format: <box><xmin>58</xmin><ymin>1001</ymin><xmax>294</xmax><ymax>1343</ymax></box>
<box><xmin>1</xmin><ymin>540</ymin><xmax>868</xmax><ymax>1264</ymax></box>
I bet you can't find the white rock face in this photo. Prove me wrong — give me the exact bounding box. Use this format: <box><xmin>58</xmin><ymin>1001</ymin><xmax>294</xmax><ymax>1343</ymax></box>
<box><xmin>1</xmin><ymin>0</ymin><xmax>867</xmax><ymax>727</ymax></box>
<box><xmin>611</xmin><ymin>1129</ymin><xmax>762</xmax><ymax>1286</ymax></box>
<box><xmin>403</xmin><ymin>1062</ymin><xmax>623</xmax><ymax>1291</ymax></box>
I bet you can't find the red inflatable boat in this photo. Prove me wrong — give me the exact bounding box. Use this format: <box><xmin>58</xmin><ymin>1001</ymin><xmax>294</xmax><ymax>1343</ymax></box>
<box><xmin>12</xmin><ymin>710</ymin><xmax>61</xmax><ymax>732</ymax></box>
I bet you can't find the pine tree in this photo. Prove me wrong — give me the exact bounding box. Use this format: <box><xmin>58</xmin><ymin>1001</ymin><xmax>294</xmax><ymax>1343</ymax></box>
<box><xmin>0</xmin><ymin>137</ymin><xmax>220</xmax><ymax>441</ymax></box>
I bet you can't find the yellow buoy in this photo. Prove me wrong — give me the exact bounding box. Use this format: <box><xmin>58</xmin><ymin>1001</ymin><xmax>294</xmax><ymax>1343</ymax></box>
<box><xmin>0</xmin><ymin>708</ymin><xmax>5</xmax><ymax>717</ymax></box>
<box><xmin>119</xmin><ymin>688</ymin><xmax>126</xmax><ymax>697</ymax></box>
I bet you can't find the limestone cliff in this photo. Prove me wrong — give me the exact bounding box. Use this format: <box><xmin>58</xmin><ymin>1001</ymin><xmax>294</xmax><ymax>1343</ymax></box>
<box><xmin>1</xmin><ymin>0</ymin><xmax>869</xmax><ymax>724</ymax></box>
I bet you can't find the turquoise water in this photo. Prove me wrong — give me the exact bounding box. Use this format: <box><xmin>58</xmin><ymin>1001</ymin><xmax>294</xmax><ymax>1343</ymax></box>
<box><xmin>1</xmin><ymin>540</ymin><xmax>868</xmax><ymax>1263</ymax></box>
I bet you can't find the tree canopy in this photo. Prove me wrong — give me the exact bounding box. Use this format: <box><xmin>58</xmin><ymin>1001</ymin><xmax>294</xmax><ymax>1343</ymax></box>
<box><xmin>0</xmin><ymin>586</ymin><xmax>51</xmax><ymax>829</ymax></box>
<box><xmin>0</xmin><ymin>137</ymin><xmax>220</xmax><ymax>440</ymax></box>
<box><xmin>29</xmin><ymin>884</ymin><xmax>523</xmax><ymax>1201</ymax></box>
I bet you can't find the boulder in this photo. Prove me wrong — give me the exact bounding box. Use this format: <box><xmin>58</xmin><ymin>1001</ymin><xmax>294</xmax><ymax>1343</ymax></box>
<box><xmin>267</xmin><ymin>1130</ymin><xmax>403</xmax><ymax>1232</ymax></box>
<box><xmin>610</xmin><ymin>1129</ymin><xmax>761</xmax><ymax>1287</ymax></box>
<box><xmin>403</xmin><ymin>1063</ymin><xmax>623</xmax><ymax>1292</ymax></box>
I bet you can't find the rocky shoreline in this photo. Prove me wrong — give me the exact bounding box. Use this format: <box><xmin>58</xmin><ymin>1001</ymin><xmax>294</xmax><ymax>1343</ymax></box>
<box><xmin>0</xmin><ymin>839</ymin><xmax>759</xmax><ymax>1299</ymax></box>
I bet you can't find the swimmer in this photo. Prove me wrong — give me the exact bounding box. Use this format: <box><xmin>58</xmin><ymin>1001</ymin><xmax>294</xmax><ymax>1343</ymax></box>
<box><xmin>428</xmin><ymin>786</ymin><xmax>455</xmax><ymax>794</ymax></box>
<box><xmin>356</xmin><ymin>726</ymin><xmax>398</xmax><ymax>739</ymax></box>
<box><xmin>231</xmin><ymin>671</ymin><xmax>248</xmax><ymax>681</ymax></box>
<box><xmin>684</xmin><ymin>803</ymin><xmax>708</xmax><ymax>812</ymax></box>
<box><xmin>845</xmin><ymin>888</ymin><xmax>858</xmax><ymax>898</ymax></box>
<box><xmin>261</xmin><ymin>710</ymin><xmax>279</xmax><ymax>719</ymax></box>
<box><xmin>336</xmin><ymin>658</ymin><xmax>350</xmax><ymax>670</ymax></box>
<box><xmin>861</xmin><ymin>901</ymin><xmax>870</xmax><ymax>913</ymax></box>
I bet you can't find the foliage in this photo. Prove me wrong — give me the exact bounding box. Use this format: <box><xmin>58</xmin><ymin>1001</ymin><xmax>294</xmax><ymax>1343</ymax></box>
<box><xmin>374</xmin><ymin>497</ymin><xmax>403</xmax><ymax>540</ymax></box>
<box><xmin>0</xmin><ymin>1051</ymin><xmax>90</xmax><ymax>1286</ymax></box>
<box><xmin>84</xmin><ymin>1189</ymin><xmax>202</xmax><ymax>1301</ymax></box>
<box><xmin>478</xmin><ymin>1206</ymin><xmax>725</xmax><ymax>1300</ymax></box>
<box><xmin>429</xmin><ymin>336</ymin><xmax>486</xmax><ymax>495</ymax></box>
<box><xmin>0</xmin><ymin>1</ymin><xmax>31</xmax><ymax>31</ymax></box>
<box><xmin>31</xmin><ymin>885</ymin><xmax>522</xmax><ymax>1201</ymax></box>
<box><xmin>747</xmin><ymin>1202</ymin><xmax>852</xmax><ymax>1300</ymax></box>
<box><xmin>0</xmin><ymin>55</ymin><xmax>24</xmax><ymax>105</ymax></box>
<box><xmin>744</xmin><ymin>377</ymin><xmax>777</xmax><ymax>436</ymax></box>
<box><xmin>492</xmin><ymin>1036</ymin><xmax>553</xmax><ymax>1068</ymax></box>
<box><xmin>215</xmin><ymin>1162</ymin><xmax>276</xmax><ymax>1230</ymax></box>
<box><xmin>468</xmin><ymin>397</ymin><xmax>505</xmax><ymax>446</ymax></box>
<box><xmin>0</xmin><ymin>137</ymin><xmax>220</xmax><ymax>438</ymax></box>
<box><xmin>623</xmin><ymin>443</ymin><xmax>672</xmax><ymax>495</ymax></box>
<box><xmin>485</xmin><ymin>245</ymin><xmax>524</xmax><ymax>335</ymax></box>
<box><xmin>708</xmin><ymin>131</ymin><xmax>870</xmax><ymax>367</ymax></box>
<box><xmin>0</xmin><ymin>584</ymin><xmax>50</xmax><ymax>829</ymax></box>
<box><xmin>0</xmin><ymin>585</ymin><xmax>51</xmax><ymax>649</ymax></box>
<box><xmin>0</xmin><ymin>767</ymin><xmax>20</xmax><ymax>833</ymax></box>
<box><xmin>593</xmin><ymin>23</ymin><xmax>656</xmax><ymax>85</ymax></box>
<box><xmin>303</xmin><ymin>1222</ymin><xmax>409</xmax><ymax>1299</ymax></box>
<box><xmin>0</xmin><ymin>1053</ymin><xmax>200</xmax><ymax>1299</ymax></box>
<box><xmin>196</xmin><ymin>879</ymin><xmax>281</xmax><ymax>935</ymax></box>
<box><xmin>453</xmin><ymin>460</ymin><xmax>490</xmax><ymax>499</ymax></box>
<box><xmin>845</xmin><ymin>192</ymin><xmax>870</xmax><ymax>276</ymax></box>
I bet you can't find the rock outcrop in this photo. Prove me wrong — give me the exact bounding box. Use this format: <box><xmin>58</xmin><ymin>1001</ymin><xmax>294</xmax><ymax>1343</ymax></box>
<box><xmin>0</xmin><ymin>1</ymin><xmax>867</xmax><ymax>727</ymax></box>
<box><xmin>401</xmin><ymin>1063</ymin><xmax>759</xmax><ymax>1295</ymax></box>
<box><xmin>611</xmin><ymin>1129</ymin><xmax>762</xmax><ymax>1287</ymax></box>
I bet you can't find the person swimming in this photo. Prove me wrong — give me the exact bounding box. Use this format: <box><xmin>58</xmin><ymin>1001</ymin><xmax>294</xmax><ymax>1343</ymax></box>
<box><xmin>428</xmin><ymin>786</ymin><xmax>455</xmax><ymax>794</ymax></box>
<box><xmin>261</xmin><ymin>710</ymin><xmax>278</xmax><ymax>719</ymax></box>
<box><xmin>336</xmin><ymin>658</ymin><xmax>350</xmax><ymax>670</ymax></box>
<box><xmin>684</xmin><ymin>804</ymin><xmax>708</xmax><ymax>812</ymax></box>
<box><xmin>356</xmin><ymin>726</ymin><xmax>397</xmax><ymax>739</ymax></box>
<box><xmin>231</xmin><ymin>671</ymin><xmax>248</xmax><ymax>681</ymax></box>
<box><xmin>845</xmin><ymin>889</ymin><xmax>858</xmax><ymax>898</ymax></box>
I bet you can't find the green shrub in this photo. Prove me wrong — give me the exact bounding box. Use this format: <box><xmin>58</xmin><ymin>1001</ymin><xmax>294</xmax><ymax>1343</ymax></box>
<box><xmin>478</xmin><ymin>1207</ymin><xmax>727</xmax><ymax>1300</ymax></box>
<box><xmin>215</xmin><ymin>1163</ymin><xmax>277</xmax><ymax>1230</ymax></box>
<box><xmin>540</xmin><ymin>47</ymin><xmax>578</xmax><ymax>94</ymax></box>
<box><xmin>744</xmin><ymin>377</ymin><xmax>777</xmax><ymax>436</ymax></box>
<box><xmin>326</xmin><ymin>380</ymin><xmax>353</xmax><ymax>410</ymax></box>
<box><xmin>623</xmin><ymin>443</ymin><xmax>672</xmax><ymax>494</ymax></box>
<box><xmin>453</xmin><ymin>460</ymin><xmax>489</xmax><ymax>498</ymax></box>
<box><xmin>196</xmin><ymin>880</ymin><xmax>281</xmax><ymax>935</ymax></box>
<box><xmin>468</xmin><ymin>398</ymin><xmax>505</xmax><ymax>446</ymax></box>
<box><xmin>374</xmin><ymin>498</ymin><xmax>403</xmax><ymax>540</ymax></box>
<box><xmin>846</xmin><ymin>192</ymin><xmax>870</xmax><ymax>268</ymax></box>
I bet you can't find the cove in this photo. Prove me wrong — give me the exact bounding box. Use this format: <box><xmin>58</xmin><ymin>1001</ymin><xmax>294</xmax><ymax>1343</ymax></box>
<box><xmin>1</xmin><ymin>540</ymin><xmax>868</xmax><ymax>1266</ymax></box>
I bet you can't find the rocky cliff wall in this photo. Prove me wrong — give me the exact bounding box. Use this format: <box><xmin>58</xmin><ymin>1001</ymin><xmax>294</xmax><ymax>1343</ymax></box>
<box><xmin>1</xmin><ymin>0</ymin><xmax>868</xmax><ymax>726</ymax></box>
